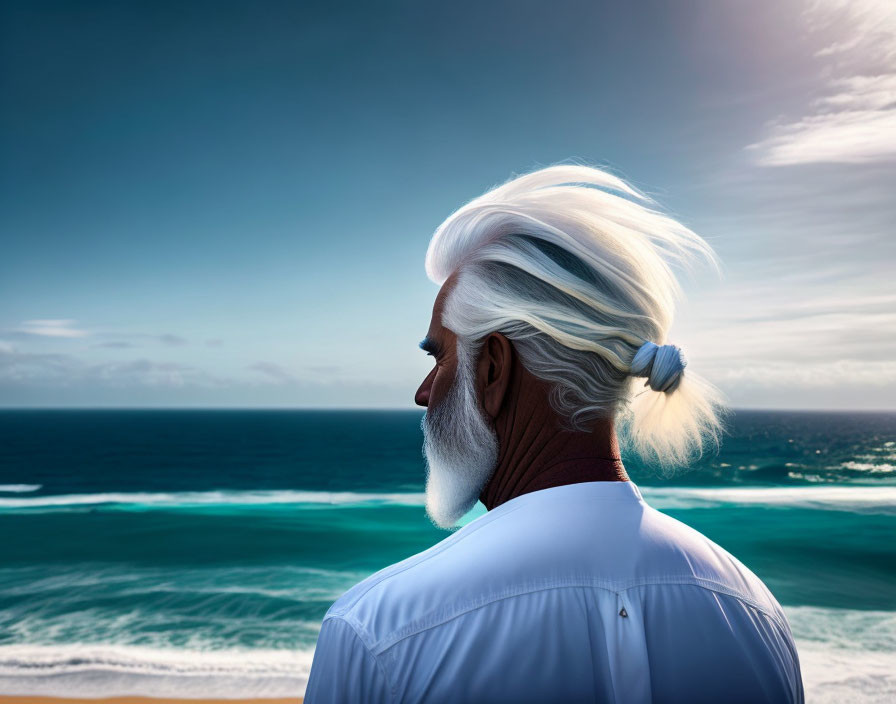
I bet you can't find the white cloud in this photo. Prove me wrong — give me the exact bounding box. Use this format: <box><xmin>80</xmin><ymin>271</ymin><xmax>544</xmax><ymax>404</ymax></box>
<box><xmin>748</xmin><ymin>0</ymin><xmax>896</xmax><ymax>166</ymax></box>
<box><xmin>17</xmin><ymin>319</ymin><xmax>88</xmax><ymax>338</ymax></box>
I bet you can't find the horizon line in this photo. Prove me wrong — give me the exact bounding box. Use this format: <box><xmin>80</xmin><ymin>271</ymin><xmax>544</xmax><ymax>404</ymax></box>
<box><xmin>0</xmin><ymin>406</ymin><xmax>895</xmax><ymax>414</ymax></box>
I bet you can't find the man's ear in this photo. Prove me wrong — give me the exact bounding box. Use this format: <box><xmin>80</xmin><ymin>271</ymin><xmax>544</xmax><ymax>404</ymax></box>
<box><xmin>477</xmin><ymin>332</ymin><xmax>513</xmax><ymax>420</ymax></box>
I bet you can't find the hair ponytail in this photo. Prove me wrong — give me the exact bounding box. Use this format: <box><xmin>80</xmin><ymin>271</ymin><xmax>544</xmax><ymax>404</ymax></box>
<box><xmin>615</xmin><ymin>340</ymin><xmax>731</xmax><ymax>472</ymax></box>
<box><xmin>617</xmin><ymin>353</ymin><xmax>731</xmax><ymax>473</ymax></box>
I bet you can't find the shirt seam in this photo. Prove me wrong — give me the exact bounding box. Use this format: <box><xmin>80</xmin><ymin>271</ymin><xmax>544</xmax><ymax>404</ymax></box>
<box><xmin>371</xmin><ymin>577</ymin><xmax>786</xmax><ymax>655</ymax></box>
<box><xmin>324</xmin><ymin>614</ymin><xmax>397</xmax><ymax>703</ymax></box>
<box><xmin>579</xmin><ymin>585</ymin><xmax>602</xmax><ymax>703</ymax></box>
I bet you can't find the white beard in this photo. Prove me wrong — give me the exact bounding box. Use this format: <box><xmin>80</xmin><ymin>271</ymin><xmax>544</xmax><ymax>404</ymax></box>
<box><xmin>421</xmin><ymin>339</ymin><xmax>499</xmax><ymax>530</ymax></box>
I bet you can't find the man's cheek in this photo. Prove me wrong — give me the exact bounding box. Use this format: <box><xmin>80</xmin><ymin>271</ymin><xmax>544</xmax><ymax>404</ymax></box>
<box><xmin>431</xmin><ymin>371</ymin><xmax>454</xmax><ymax>406</ymax></box>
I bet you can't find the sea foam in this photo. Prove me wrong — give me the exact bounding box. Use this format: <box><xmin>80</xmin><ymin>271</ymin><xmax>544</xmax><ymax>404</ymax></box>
<box><xmin>642</xmin><ymin>485</ymin><xmax>896</xmax><ymax>515</ymax></box>
<box><xmin>786</xmin><ymin>606</ymin><xmax>896</xmax><ymax>704</ymax></box>
<box><xmin>0</xmin><ymin>489</ymin><xmax>426</xmax><ymax>510</ymax></box>
<box><xmin>1</xmin><ymin>485</ymin><xmax>894</xmax><ymax>514</ymax></box>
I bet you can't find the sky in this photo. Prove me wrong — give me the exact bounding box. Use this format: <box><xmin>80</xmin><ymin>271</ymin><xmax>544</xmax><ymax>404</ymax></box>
<box><xmin>1</xmin><ymin>0</ymin><xmax>894</xmax><ymax>410</ymax></box>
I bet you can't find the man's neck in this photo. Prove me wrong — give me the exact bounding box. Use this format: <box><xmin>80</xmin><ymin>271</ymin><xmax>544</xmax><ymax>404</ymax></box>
<box><xmin>477</xmin><ymin>361</ymin><xmax>628</xmax><ymax>511</ymax></box>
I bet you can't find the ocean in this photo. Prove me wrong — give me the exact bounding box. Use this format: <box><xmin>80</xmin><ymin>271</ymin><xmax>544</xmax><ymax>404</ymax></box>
<box><xmin>0</xmin><ymin>409</ymin><xmax>893</xmax><ymax>701</ymax></box>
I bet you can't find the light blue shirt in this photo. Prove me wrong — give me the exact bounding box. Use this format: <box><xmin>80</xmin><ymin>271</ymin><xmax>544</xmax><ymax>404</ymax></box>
<box><xmin>304</xmin><ymin>480</ymin><xmax>803</xmax><ymax>703</ymax></box>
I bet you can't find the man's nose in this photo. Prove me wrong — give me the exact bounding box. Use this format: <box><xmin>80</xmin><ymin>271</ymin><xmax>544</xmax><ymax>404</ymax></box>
<box><xmin>415</xmin><ymin>368</ymin><xmax>435</xmax><ymax>407</ymax></box>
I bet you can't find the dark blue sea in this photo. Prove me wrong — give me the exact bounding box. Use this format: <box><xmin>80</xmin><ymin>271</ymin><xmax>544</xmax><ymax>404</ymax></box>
<box><xmin>0</xmin><ymin>410</ymin><xmax>894</xmax><ymax>701</ymax></box>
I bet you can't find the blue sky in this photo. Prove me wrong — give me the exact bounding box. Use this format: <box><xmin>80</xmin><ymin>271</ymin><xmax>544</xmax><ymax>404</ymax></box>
<box><xmin>1</xmin><ymin>0</ymin><xmax>894</xmax><ymax>409</ymax></box>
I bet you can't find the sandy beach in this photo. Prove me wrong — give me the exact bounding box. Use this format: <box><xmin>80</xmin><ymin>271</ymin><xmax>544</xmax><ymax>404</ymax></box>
<box><xmin>0</xmin><ymin>699</ymin><xmax>302</xmax><ymax>704</ymax></box>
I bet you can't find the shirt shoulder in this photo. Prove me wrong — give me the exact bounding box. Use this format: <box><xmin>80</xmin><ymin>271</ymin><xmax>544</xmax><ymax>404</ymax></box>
<box><xmin>325</xmin><ymin>483</ymin><xmax>790</xmax><ymax>649</ymax></box>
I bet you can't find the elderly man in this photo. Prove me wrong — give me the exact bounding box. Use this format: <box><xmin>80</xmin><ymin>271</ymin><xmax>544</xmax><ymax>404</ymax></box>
<box><xmin>304</xmin><ymin>166</ymin><xmax>803</xmax><ymax>703</ymax></box>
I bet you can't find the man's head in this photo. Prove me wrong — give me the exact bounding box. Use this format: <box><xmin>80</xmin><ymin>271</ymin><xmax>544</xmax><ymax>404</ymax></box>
<box><xmin>416</xmin><ymin>165</ymin><xmax>729</xmax><ymax>528</ymax></box>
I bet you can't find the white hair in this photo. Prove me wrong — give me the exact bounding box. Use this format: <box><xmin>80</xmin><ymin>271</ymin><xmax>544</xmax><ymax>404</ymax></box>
<box><xmin>425</xmin><ymin>164</ymin><xmax>731</xmax><ymax>472</ymax></box>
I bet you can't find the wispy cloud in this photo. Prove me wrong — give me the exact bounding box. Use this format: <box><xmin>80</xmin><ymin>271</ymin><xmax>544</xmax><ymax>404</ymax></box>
<box><xmin>748</xmin><ymin>0</ymin><xmax>896</xmax><ymax>166</ymax></box>
<box><xmin>0</xmin><ymin>342</ymin><xmax>417</xmax><ymax>408</ymax></box>
<box><xmin>17</xmin><ymin>319</ymin><xmax>88</xmax><ymax>338</ymax></box>
<box><xmin>307</xmin><ymin>364</ymin><xmax>343</xmax><ymax>375</ymax></box>
<box><xmin>88</xmin><ymin>332</ymin><xmax>191</xmax><ymax>347</ymax></box>
<box><xmin>91</xmin><ymin>359</ymin><xmax>193</xmax><ymax>388</ymax></box>
<box><xmin>249</xmin><ymin>361</ymin><xmax>298</xmax><ymax>383</ymax></box>
<box><xmin>673</xmin><ymin>270</ymin><xmax>896</xmax><ymax>396</ymax></box>
<box><xmin>716</xmin><ymin>359</ymin><xmax>896</xmax><ymax>388</ymax></box>
<box><xmin>748</xmin><ymin>102</ymin><xmax>896</xmax><ymax>166</ymax></box>
<box><xmin>0</xmin><ymin>344</ymin><xmax>223</xmax><ymax>389</ymax></box>
<box><xmin>92</xmin><ymin>341</ymin><xmax>135</xmax><ymax>349</ymax></box>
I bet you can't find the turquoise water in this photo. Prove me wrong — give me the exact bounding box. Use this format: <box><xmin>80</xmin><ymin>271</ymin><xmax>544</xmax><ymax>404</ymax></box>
<box><xmin>0</xmin><ymin>409</ymin><xmax>894</xmax><ymax>700</ymax></box>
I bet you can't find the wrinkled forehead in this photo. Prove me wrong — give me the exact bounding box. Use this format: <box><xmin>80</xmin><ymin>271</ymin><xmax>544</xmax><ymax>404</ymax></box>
<box><xmin>428</xmin><ymin>273</ymin><xmax>460</xmax><ymax>335</ymax></box>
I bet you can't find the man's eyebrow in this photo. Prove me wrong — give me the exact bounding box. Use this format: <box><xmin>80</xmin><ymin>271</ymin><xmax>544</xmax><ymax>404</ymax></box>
<box><xmin>419</xmin><ymin>337</ymin><xmax>440</xmax><ymax>355</ymax></box>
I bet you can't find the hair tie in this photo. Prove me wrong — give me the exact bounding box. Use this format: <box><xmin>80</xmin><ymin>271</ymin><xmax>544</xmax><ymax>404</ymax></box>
<box><xmin>629</xmin><ymin>340</ymin><xmax>687</xmax><ymax>393</ymax></box>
